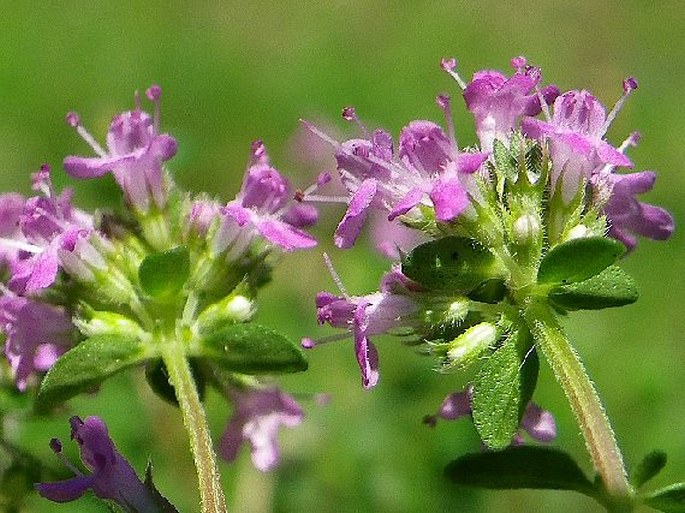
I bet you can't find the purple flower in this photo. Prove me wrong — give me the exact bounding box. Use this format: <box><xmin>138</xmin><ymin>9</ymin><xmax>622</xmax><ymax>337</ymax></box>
<box><xmin>0</xmin><ymin>294</ymin><xmax>74</xmax><ymax>391</ymax></box>
<box><xmin>5</xmin><ymin>166</ymin><xmax>93</xmax><ymax>294</ymax></box>
<box><xmin>424</xmin><ymin>387</ymin><xmax>556</xmax><ymax>445</ymax></box>
<box><xmin>0</xmin><ymin>193</ymin><xmax>25</xmax><ymax>268</ymax></box>
<box><xmin>302</xmin><ymin>100</ymin><xmax>488</xmax><ymax>248</ymax></box>
<box><xmin>463</xmin><ymin>56</ymin><xmax>559</xmax><ymax>152</ymax></box>
<box><xmin>63</xmin><ymin>86</ymin><xmax>177</xmax><ymax>213</ymax></box>
<box><xmin>522</xmin><ymin>79</ymin><xmax>637</xmax><ymax>202</ymax></box>
<box><xmin>219</xmin><ymin>387</ymin><xmax>304</xmax><ymax>472</ymax></box>
<box><xmin>36</xmin><ymin>416</ymin><xmax>157</xmax><ymax>512</ymax></box>
<box><xmin>310</xmin><ymin>268</ymin><xmax>420</xmax><ymax>389</ymax></box>
<box><xmin>212</xmin><ymin>141</ymin><xmax>317</xmax><ymax>257</ymax></box>
<box><xmin>597</xmin><ymin>170</ymin><xmax>674</xmax><ymax>250</ymax></box>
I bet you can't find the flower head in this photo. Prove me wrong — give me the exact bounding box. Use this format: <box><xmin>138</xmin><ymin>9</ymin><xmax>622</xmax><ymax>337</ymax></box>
<box><xmin>219</xmin><ymin>387</ymin><xmax>304</xmax><ymax>472</ymax></box>
<box><xmin>302</xmin><ymin>100</ymin><xmax>488</xmax><ymax>248</ymax></box>
<box><xmin>462</xmin><ymin>56</ymin><xmax>559</xmax><ymax>152</ymax></box>
<box><xmin>4</xmin><ymin>166</ymin><xmax>93</xmax><ymax>294</ymax></box>
<box><xmin>36</xmin><ymin>416</ymin><xmax>157</xmax><ymax>512</ymax></box>
<box><xmin>63</xmin><ymin>86</ymin><xmax>177</xmax><ymax>213</ymax></box>
<box><xmin>522</xmin><ymin>79</ymin><xmax>636</xmax><ymax>202</ymax></box>
<box><xmin>211</xmin><ymin>141</ymin><xmax>317</xmax><ymax>258</ymax></box>
<box><xmin>309</xmin><ymin>267</ymin><xmax>421</xmax><ymax>389</ymax></box>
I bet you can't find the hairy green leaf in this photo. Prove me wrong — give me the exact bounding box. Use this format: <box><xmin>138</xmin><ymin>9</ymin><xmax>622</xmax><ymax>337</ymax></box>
<box><xmin>632</xmin><ymin>450</ymin><xmax>668</xmax><ymax>489</ymax></box>
<box><xmin>471</xmin><ymin>329</ymin><xmax>538</xmax><ymax>450</ymax></box>
<box><xmin>192</xmin><ymin>322</ymin><xmax>307</xmax><ymax>374</ymax></box>
<box><xmin>37</xmin><ymin>335</ymin><xmax>150</xmax><ymax>411</ymax></box>
<box><xmin>445</xmin><ymin>446</ymin><xmax>596</xmax><ymax>497</ymax></box>
<box><xmin>549</xmin><ymin>266</ymin><xmax>638</xmax><ymax>310</ymax></box>
<box><xmin>642</xmin><ymin>483</ymin><xmax>685</xmax><ymax>512</ymax></box>
<box><xmin>402</xmin><ymin>237</ymin><xmax>504</xmax><ymax>292</ymax></box>
<box><xmin>537</xmin><ymin>237</ymin><xmax>624</xmax><ymax>285</ymax></box>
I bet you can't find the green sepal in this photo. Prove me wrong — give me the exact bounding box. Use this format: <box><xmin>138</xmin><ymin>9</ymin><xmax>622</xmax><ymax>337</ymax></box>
<box><xmin>632</xmin><ymin>450</ymin><xmax>668</xmax><ymax>489</ymax></box>
<box><xmin>471</xmin><ymin>328</ymin><xmax>539</xmax><ymax>450</ymax></box>
<box><xmin>537</xmin><ymin>236</ymin><xmax>625</xmax><ymax>285</ymax></box>
<box><xmin>36</xmin><ymin>335</ymin><xmax>151</xmax><ymax>412</ymax></box>
<box><xmin>138</xmin><ymin>245</ymin><xmax>190</xmax><ymax>299</ymax></box>
<box><xmin>548</xmin><ymin>265</ymin><xmax>639</xmax><ymax>310</ymax></box>
<box><xmin>192</xmin><ymin>322</ymin><xmax>307</xmax><ymax>374</ymax></box>
<box><xmin>641</xmin><ymin>483</ymin><xmax>685</xmax><ymax>512</ymax></box>
<box><xmin>144</xmin><ymin>462</ymin><xmax>180</xmax><ymax>513</ymax></box>
<box><xmin>402</xmin><ymin>236</ymin><xmax>504</xmax><ymax>292</ymax></box>
<box><xmin>445</xmin><ymin>446</ymin><xmax>596</xmax><ymax>497</ymax></box>
<box><xmin>145</xmin><ymin>359</ymin><xmax>205</xmax><ymax>407</ymax></box>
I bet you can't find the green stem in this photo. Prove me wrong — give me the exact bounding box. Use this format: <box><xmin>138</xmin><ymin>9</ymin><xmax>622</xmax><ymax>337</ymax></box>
<box><xmin>524</xmin><ymin>300</ymin><xmax>633</xmax><ymax>510</ymax></box>
<box><xmin>161</xmin><ymin>338</ymin><xmax>228</xmax><ymax>513</ymax></box>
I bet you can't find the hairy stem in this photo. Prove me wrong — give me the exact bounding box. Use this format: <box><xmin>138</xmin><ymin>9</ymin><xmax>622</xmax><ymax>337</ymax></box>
<box><xmin>162</xmin><ymin>339</ymin><xmax>228</xmax><ymax>513</ymax></box>
<box><xmin>524</xmin><ymin>300</ymin><xmax>633</xmax><ymax>510</ymax></box>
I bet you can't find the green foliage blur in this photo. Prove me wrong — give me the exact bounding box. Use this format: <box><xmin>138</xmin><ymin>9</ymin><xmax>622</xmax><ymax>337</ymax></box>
<box><xmin>1</xmin><ymin>2</ymin><xmax>683</xmax><ymax>512</ymax></box>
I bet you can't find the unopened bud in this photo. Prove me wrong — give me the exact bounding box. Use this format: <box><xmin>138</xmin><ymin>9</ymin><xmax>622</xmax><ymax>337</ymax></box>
<box><xmin>196</xmin><ymin>293</ymin><xmax>256</xmax><ymax>332</ymax></box>
<box><xmin>565</xmin><ymin>224</ymin><xmax>589</xmax><ymax>241</ymax></box>
<box><xmin>445</xmin><ymin>298</ymin><xmax>470</xmax><ymax>324</ymax></box>
<box><xmin>75</xmin><ymin>311</ymin><xmax>146</xmax><ymax>339</ymax></box>
<box><xmin>443</xmin><ymin>322</ymin><xmax>498</xmax><ymax>371</ymax></box>
<box><xmin>512</xmin><ymin>213</ymin><xmax>541</xmax><ymax>245</ymax></box>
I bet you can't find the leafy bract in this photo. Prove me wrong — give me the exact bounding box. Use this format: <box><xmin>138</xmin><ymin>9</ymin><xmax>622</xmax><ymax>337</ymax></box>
<box><xmin>192</xmin><ymin>321</ymin><xmax>307</xmax><ymax>374</ymax></box>
<box><xmin>37</xmin><ymin>335</ymin><xmax>150</xmax><ymax>411</ymax></box>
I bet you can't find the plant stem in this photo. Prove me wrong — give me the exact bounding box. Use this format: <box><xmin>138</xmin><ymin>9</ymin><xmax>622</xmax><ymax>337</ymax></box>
<box><xmin>524</xmin><ymin>300</ymin><xmax>633</xmax><ymax>510</ymax></box>
<box><xmin>162</xmin><ymin>338</ymin><xmax>228</xmax><ymax>513</ymax></box>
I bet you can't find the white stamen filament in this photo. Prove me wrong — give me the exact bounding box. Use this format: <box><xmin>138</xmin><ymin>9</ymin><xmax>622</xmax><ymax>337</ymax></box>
<box><xmin>75</xmin><ymin>124</ymin><xmax>107</xmax><ymax>157</ymax></box>
<box><xmin>601</xmin><ymin>89</ymin><xmax>633</xmax><ymax>137</ymax></box>
<box><xmin>323</xmin><ymin>252</ymin><xmax>349</xmax><ymax>299</ymax></box>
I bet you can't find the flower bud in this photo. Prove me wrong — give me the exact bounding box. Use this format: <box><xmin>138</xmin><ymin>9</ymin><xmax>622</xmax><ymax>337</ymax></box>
<box><xmin>512</xmin><ymin>213</ymin><xmax>541</xmax><ymax>246</ymax></box>
<box><xmin>443</xmin><ymin>322</ymin><xmax>498</xmax><ymax>371</ymax></box>
<box><xmin>75</xmin><ymin>311</ymin><xmax>146</xmax><ymax>339</ymax></box>
<box><xmin>196</xmin><ymin>293</ymin><xmax>256</xmax><ymax>333</ymax></box>
<box><xmin>564</xmin><ymin>224</ymin><xmax>589</xmax><ymax>241</ymax></box>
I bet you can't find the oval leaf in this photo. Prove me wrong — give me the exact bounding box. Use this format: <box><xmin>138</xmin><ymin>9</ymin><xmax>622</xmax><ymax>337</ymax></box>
<box><xmin>139</xmin><ymin>246</ymin><xmax>190</xmax><ymax>298</ymax></box>
<box><xmin>445</xmin><ymin>446</ymin><xmax>596</xmax><ymax>497</ymax></box>
<box><xmin>193</xmin><ymin>322</ymin><xmax>307</xmax><ymax>374</ymax></box>
<box><xmin>642</xmin><ymin>483</ymin><xmax>685</xmax><ymax>513</ymax></box>
<box><xmin>632</xmin><ymin>450</ymin><xmax>668</xmax><ymax>489</ymax></box>
<box><xmin>537</xmin><ymin>237</ymin><xmax>625</xmax><ymax>285</ymax></box>
<box><xmin>37</xmin><ymin>335</ymin><xmax>150</xmax><ymax>411</ymax></box>
<box><xmin>471</xmin><ymin>329</ymin><xmax>539</xmax><ymax>450</ymax></box>
<box><xmin>549</xmin><ymin>266</ymin><xmax>638</xmax><ymax>311</ymax></box>
<box><xmin>402</xmin><ymin>237</ymin><xmax>504</xmax><ymax>292</ymax></box>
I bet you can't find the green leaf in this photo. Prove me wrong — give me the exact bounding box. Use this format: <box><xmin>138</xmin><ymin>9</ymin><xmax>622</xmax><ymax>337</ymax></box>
<box><xmin>193</xmin><ymin>322</ymin><xmax>307</xmax><ymax>374</ymax></box>
<box><xmin>138</xmin><ymin>246</ymin><xmax>190</xmax><ymax>299</ymax></box>
<box><xmin>36</xmin><ymin>335</ymin><xmax>150</xmax><ymax>411</ymax></box>
<box><xmin>445</xmin><ymin>446</ymin><xmax>596</xmax><ymax>497</ymax></box>
<box><xmin>402</xmin><ymin>237</ymin><xmax>504</xmax><ymax>292</ymax></box>
<box><xmin>548</xmin><ymin>266</ymin><xmax>638</xmax><ymax>310</ymax></box>
<box><xmin>537</xmin><ymin>237</ymin><xmax>625</xmax><ymax>284</ymax></box>
<box><xmin>471</xmin><ymin>329</ymin><xmax>539</xmax><ymax>450</ymax></box>
<box><xmin>632</xmin><ymin>450</ymin><xmax>668</xmax><ymax>489</ymax></box>
<box><xmin>642</xmin><ymin>483</ymin><xmax>685</xmax><ymax>512</ymax></box>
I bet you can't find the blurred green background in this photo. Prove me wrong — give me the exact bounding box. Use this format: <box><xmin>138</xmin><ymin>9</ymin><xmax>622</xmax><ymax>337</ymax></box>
<box><xmin>1</xmin><ymin>1</ymin><xmax>683</xmax><ymax>512</ymax></box>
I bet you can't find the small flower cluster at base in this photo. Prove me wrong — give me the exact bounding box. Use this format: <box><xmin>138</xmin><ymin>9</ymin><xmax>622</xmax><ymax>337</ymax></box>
<box><xmin>219</xmin><ymin>386</ymin><xmax>304</xmax><ymax>472</ymax></box>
